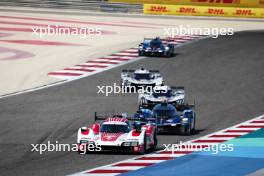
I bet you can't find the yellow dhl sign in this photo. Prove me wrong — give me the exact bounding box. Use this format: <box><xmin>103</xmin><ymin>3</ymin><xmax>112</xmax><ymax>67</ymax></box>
<box><xmin>144</xmin><ymin>4</ymin><xmax>264</xmax><ymax>17</ymax></box>
<box><xmin>110</xmin><ymin>0</ymin><xmax>264</xmax><ymax>8</ymax></box>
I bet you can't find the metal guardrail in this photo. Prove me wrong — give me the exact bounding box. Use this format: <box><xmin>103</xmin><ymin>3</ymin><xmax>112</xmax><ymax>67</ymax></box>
<box><xmin>0</xmin><ymin>0</ymin><xmax>143</xmax><ymax>13</ymax></box>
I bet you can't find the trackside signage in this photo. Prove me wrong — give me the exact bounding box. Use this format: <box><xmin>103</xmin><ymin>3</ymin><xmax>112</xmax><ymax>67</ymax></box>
<box><xmin>144</xmin><ymin>4</ymin><xmax>264</xmax><ymax>18</ymax></box>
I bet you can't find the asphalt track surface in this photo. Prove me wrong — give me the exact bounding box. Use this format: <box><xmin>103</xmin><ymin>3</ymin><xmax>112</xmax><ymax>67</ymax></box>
<box><xmin>0</xmin><ymin>30</ymin><xmax>264</xmax><ymax>176</ymax></box>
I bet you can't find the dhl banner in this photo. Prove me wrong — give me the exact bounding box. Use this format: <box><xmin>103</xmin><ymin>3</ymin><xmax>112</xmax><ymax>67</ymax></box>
<box><xmin>144</xmin><ymin>4</ymin><xmax>264</xmax><ymax>18</ymax></box>
<box><xmin>110</xmin><ymin>0</ymin><xmax>264</xmax><ymax>8</ymax></box>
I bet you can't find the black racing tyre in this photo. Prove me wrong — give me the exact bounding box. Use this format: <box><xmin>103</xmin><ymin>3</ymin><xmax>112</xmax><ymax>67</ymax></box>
<box><xmin>153</xmin><ymin>130</ymin><xmax>158</xmax><ymax>149</ymax></box>
<box><xmin>191</xmin><ymin>118</ymin><xmax>196</xmax><ymax>134</ymax></box>
<box><xmin>170</xmin><ymin>50</ymin><xmax>174</xmax><ymax>57</ymax></box>
<box><xmin>180</xmin><ymin>125</ymin><xmax>191</xmax><ymax>136</ymax></box>
<box><xmin>78</xmin><ymin>144</ymin><xmax>87</xmax><ymax>154</ymax></box>
<box><xmin>139</xmin><ymin>134</ymin><xmax>147</xmax><ymax>155</ymax></box>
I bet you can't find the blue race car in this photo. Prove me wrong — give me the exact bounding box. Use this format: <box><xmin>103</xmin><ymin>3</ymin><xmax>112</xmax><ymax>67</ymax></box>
<box><xmin>135</xmin><ymin>102</ymin><xmax>196</xmax><ymax>135</ymax></box>
<box><xmin>138</xmin><ymin>37</ymin><xmax>174</xmax><ymax>57</ymax></box>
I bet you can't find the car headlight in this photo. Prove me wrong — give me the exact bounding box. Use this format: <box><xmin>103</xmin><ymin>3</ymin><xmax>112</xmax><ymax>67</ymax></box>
<box><xmin>165</xmin><ymin>47</ymin><xmax>169</xmax><ymax>50</ymax></box>
<box><xmin>181</xmin><ymin>118</ymin><xmax>189</xmax><ymax>122</ymax></box>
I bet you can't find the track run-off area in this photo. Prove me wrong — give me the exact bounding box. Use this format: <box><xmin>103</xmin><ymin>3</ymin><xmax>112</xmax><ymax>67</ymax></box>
<box><xmin>0</xmin><ymin>8</ymin><xmax>264</xmax><ymax>176</ymax></box>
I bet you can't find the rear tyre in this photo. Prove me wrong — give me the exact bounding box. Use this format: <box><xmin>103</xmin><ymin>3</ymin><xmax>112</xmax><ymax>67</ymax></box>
<box><xmin>164</xmin><ymin>51</ymin><xmax>170</xmax><ymax>58</ymax></box>
<box><xmin>153</xmin><ymin>130</ymin><xmax>158</xmax><ymax>150</ymax></box>
<box><xmin>78</xmin><ymin>144</ymin><xmax>87</xmax><ymax>154</ymax></box>
<box><xmin>170</xmin><ymin>50</ymin><xmax>174</xmax><ymax>57</ymax></box>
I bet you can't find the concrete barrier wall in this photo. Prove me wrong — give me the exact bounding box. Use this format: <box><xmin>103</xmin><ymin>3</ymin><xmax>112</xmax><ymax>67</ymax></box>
<box><xmin>0</xmin><ymin>0</ymin><xmax>143</xmax><ymax>13</ymax></box>
<box><xmin>110</xmin><ymin>0</ymin><xmax>264</xmax><ymax>8</ymax></box>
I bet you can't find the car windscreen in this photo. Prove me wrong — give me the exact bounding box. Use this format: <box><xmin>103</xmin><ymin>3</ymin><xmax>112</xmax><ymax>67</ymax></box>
<box><xmin>100</xmin><ymin>124</ymin><xmax>130</xmax><ymax>133</ymax></box>
<box><xmin>153</xmin><ymin>89</ymin><xmax>172</xmax><ymax>97</ymax></box>
<box><xmin>134</xmin><ymin>73</ymin><xmax>150</xmax><ymax>80</ymax></box>
<box><xmin>150</xmin><ymin>41</ymin><xmax>162</xmax><ymax>48</ymax></box>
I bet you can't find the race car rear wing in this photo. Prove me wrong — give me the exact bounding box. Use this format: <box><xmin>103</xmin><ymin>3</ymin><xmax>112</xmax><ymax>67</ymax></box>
<box><xmin>175</xmin><ymin>101</ymin><xmax>195</xmax><ymax>111</ymax></box>
<box><xmin>171</xmin><ymin>86</ymin><xmax>185</xmax><ymax>90</ymax></box>
<box><xmin>95</xmin><ymin>112</ymin><xmax>131</xmax><ymax>121</ymax></box>
<box><xmin>94</xmin><ymin>112</ymin><xmax>156</xmax><ymax>122</ymax></box>
<box><xmin>121</xmin><ymin>69</ymin><xmax>160</xmax><ymax>73</ymax></box>
<box><xmin>143</xmin><ymin>37</ymin><xmax>154</xmax><ymax>41</ymax></box>
<box><xmin>121</xmin><ymin>69</ymin><xmax>135</xmax><ymax>73</ymax></box>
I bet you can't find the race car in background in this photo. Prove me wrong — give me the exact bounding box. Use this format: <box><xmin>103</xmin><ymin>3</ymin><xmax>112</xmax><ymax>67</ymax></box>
<box><xmin>135</xmin><ymin>102</ymin><xmax>196</xmax><ymax>135</ymax></box>
<box><xmin>121</xmin><ymin>67</ymin><xmax>163</xmax><ymax>88</ymax></box>
<box><xmin>138</xmin><ymin>37</ymin><xmax>174</xmax><ymax>57</ymax></box>
<box><xmin>77</xmin><ymin>113</ymin><xmax>157</xmax><ymax>154</ymax></box>
<box><xmin>138</xmin><ymin>85</ymin><xmax>185</xmax><ymax>109</ymax></box>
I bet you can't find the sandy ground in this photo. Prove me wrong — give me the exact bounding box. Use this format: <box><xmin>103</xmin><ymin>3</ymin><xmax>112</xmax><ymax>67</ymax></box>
<box><xmin>0</xmin><ymin>7</ymin><xmax>263</xmax><ymax>96</ymax></box>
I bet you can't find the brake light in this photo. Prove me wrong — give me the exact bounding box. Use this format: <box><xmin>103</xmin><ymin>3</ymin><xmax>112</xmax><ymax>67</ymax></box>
<box><xmin>132</xmin><ymin>130</ymin><xmax>141</xmax><ymax>137</ymax></box>
<box><xmin>81</xmin><ymin>128</ymin><xmax>89</xmax><ymax>135</ymax></box>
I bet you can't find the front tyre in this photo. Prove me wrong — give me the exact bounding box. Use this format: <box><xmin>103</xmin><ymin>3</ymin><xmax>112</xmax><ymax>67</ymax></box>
<box><xmin>180</xmin><ymin>125</ymin><xmax>191</xmax><ymax>136</ymax></box>
<box><xmin>139</xmin><ymin>134</ymin><xmax>147</xmax><ymax>155</ymax></box>
<box><xmin>138</xmin><ymin>50</ymin><xmax>144</xmax><ymax>56</ymax></box>
<box><xmin>191</xmin><ymin>118</ymin><xmax>196</xmax><ymax>134</ymax></box>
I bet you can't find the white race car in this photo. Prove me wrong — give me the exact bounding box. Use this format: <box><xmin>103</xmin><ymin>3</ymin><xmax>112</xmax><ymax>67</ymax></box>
<box><xmin>138</xmin><ymin>85</ymin><xmax>185</xmax><ymax>109</ymax></box>
<box><xmin>77</xmin><ymin>113</ymin><xmax>157</xmax><ymax>154</ymax></box>
<box><xmin>121</xmin><ymin>68</ymin><xmax>163</xmax><ymax>88</ymax></box>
